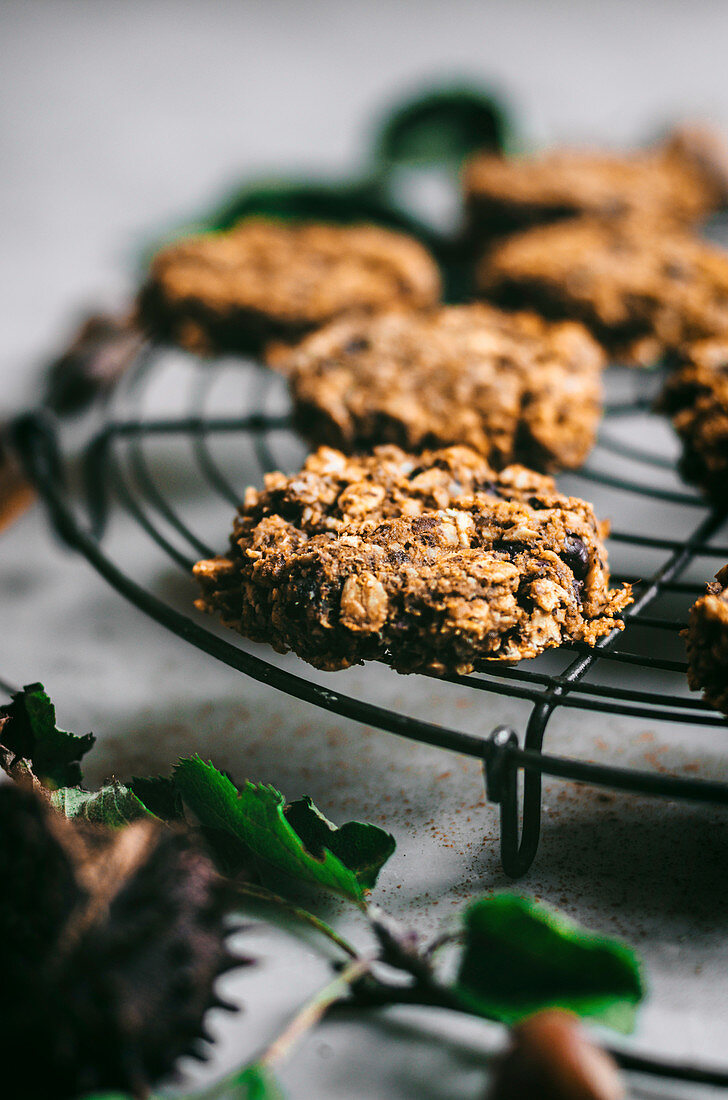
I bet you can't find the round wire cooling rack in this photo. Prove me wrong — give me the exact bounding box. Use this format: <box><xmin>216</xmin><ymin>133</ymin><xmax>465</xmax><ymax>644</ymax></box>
<box><xmin>11</xmin><ymin>344</ymin><xmax>728</xmax><ymax>891</ymax></box>
<box><xmin>11</xmin><ymin>346</ymin><xmax>728</xmax><ymax>1097</ymax></box>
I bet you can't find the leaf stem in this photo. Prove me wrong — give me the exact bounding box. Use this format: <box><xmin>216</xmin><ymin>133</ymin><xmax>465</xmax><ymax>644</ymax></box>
<box><xmin>423</xmin><ymin>929</ymin><xmax>464</xmax><ymax>959</ymax></box>
<box><xmin>259</xmin><ymin>958</ymin><xmax>370</xmax><ymax>1069</ymax></box>
<box><xmin>346</xmin><ymin>973</ymin><xmax>473</xmax><ymax>1017</ymax></box>
<box><xmin>230</xmin><ymin>882</ymin><xmax>359</xmax><ymax>959</ymax></box>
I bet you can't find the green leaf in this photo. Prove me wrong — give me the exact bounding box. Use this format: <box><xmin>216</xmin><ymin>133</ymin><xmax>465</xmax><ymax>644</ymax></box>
<box><xmin>197</xmin><ymin>823</ymin><xmax>257</xmax><ymax>878</ymax></box>
<box><xmin>455</xmin><ymin>894</ymin><xmax>645</xmax><ymax>1033</ymax></box>
<box><xmin>285</xmin><ymin>796</ymin><xmax>395</xmax><ymax>891</ymax></box>
<box><xmin>49</xmin><ymin>780</ymin><xmax>153</xmax><ymax>826</ymax></box>
<box><xmin>143</xmin><ymin>177</ymin><xmax>440</xmax><ymax>267</ymax></box>
<box><xmin>129</xmin><ymin>773</ymin><xmax>185</xmax><ymax>821</ymax></box>
<box><xmin>372</xmin><ymin>84</ymin><xmax>511</xmax><ymax>169</ymax></box>
<box><xmin>0</xmin><ymin>682</ymin><xmax>94</xmax><ymax>788</ymax></box>
<box><xmin>228</xmin><ymin>1063</ymin><xmax>286</xmax><ymax>1100</ymax></box>
<box><xmin>173</xmin><ymin>756</ymin><xmax>394</xmax><ymax>904</ymax></box>
<box><xmin>203</xmin><ymin>178</ymin><xmax>430</xmax><ymax>236</ymax></box>
<box><xmin>79</xmin><ymin>1094</ymin><xmax>132</xmax><ymax>1099</ymax></box>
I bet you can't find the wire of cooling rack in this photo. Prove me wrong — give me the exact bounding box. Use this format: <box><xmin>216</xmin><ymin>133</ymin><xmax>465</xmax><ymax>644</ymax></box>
<box><xmin>12</xmin><ymin>347</ymin><xmax>728</xmax><ymax>1095</ymax></box>
<box><xmin>11</xmin><ymin>343</ymin><xmax>728</xmax><ymax>891</ymax></box>
<box><xmin>4</xmin><ymin>386</ymin><xmax>728</xmax><ymax>1100</ymax></box>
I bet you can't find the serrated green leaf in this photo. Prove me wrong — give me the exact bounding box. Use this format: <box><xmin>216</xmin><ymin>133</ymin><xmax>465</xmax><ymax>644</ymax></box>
<box><xmin>0</xmin><ymin>682</ymin><xmax>94</xmax><ymax>788</ymax></box>
<box><xmin>173</xmin><ymin>756</ymin><xmax>394</xmax><ymax>904</ymax></box>
<box><xmin>455</xmin><ymin>894</ymin><xmax>644</xmax><ymax>1033</ymax></box>
<box><xmin>50</xmin><ymin>781</ymin><xmax>153</xmax><ymax>826</ymax></box>
<box><xmin>198</xmin><ymin>823</ymin><xmax>257</xmax><ymax>878</ymax></box>
<box><xmin>228</xmin><ymin>1063</ymin><xmax>286</xmax><ymax>1099</ymax></box>
<box><xmin>373</xmin><ymin>84</ymin><xmax>511</xmax><ymax>169</ymax></box>
<box><xmin>284</xmin><ymin>796</ymin><xmax>395</xmax><ymax>891</ymax></box>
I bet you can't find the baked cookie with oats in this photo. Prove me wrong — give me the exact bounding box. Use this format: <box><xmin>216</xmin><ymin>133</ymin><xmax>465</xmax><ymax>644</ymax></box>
<box><xmin>274</xmin><ymin>304</ymin><xmax>604</xmax><ymax>472</ymax></box>
<box><xmin>464</xmin><ymin>130</ymin><xmax>727</xmax><ymax>244</ymax></box>
<box><xmin>138</xmin><ymin>219</ymin><xmax>441</xmax><ymax>356</ymax></box>
<box><xmin>658</xmin><ymin>338</ymin><xmax>728</xmax><ymax>503</ymax></box>
<box><xmin>193</xmin><ymin>445</ymin><xmax>632</xmax><ymax>676</ymax></box>
<box><xmin>478</xmin><ymin>216</ymin><xmax>728</xmax><ymax>366</ymax></box>
<box><xmin>684</xmin><ymin>564</ymin><xmax>728</xmax><ymax>716</ymax></box>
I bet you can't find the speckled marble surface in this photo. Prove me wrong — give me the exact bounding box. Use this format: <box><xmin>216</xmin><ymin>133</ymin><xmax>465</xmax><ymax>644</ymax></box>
<box><xmin>2</xmin><ymin>3</ymin><xmax>728</xmax><ymax>1096</ymax></box>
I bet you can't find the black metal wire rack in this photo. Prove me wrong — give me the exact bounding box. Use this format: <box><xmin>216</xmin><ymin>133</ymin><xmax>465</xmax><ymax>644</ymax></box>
<box><xmin>12</xmin><ymin>343</ymin><xmax>728</xmax><ymax>1092</ymax></box>
<box><xmin>12</xmin><ymin>344</ymin><xmax>728</xmax><ymax>887</ymax></box>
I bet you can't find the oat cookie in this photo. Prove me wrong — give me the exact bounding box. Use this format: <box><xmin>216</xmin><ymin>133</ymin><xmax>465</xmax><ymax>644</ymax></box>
<box><xmin>659</xmin><ymin>338</ymin><xmax>728</xmax><ymax>503</ymax></box>
<box><xmin>464</xmin><ymin>135</ymin><xmax>723</xmax><ymax>244</ymax></box>
<box><xmin>193</xmin><ymin>445</ymin><xmax>632</xmax><ymax>675</ymax></box>
<box><xmin>275</xmin><ymin>305</ymin><xmax>604</xmax><ymax>471</ymax></box>
<box><xmin>138</xmin><ymin>219</ymin><xmax>441</xmax><ymax>356</ymax></box>
<box><xmin>684</xmin><ymin>564</ymin><xmax>728</xmax><ymax>715</ymax></box>
<box><xmin>479</xmin><ymin>217</ymin><xmax>728</xmax><ymax>366</ymax></box>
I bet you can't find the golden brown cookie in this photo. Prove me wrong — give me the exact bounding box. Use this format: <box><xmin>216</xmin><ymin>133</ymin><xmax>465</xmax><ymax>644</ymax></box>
<box><xmin>684</xmin><ymin>564</ymin><xmax>728</xmax><ymax>715</ymax></box>
<box><xmin>138</xmin><ymin>219</ymin><xmax>441</xmax><ymax>356</ymax></box>
<box><xmin>274</xmin><ymin>305</ymin><xmax>604</xmax><ymax>471</ymax></box>
<box><xmin>658</xmin><ymin>338</ymin><xmax>728</xmax><ymax>502</ymax></box>
<box><xmin>464</xmin><ymin>135</ymin><xmax>724</xmax><ymax>244</ymax></box>
<box><xmin>478</xmin><ymin>217</ymin><xmax>728</xmax><ymax>366</ymax></box>
<box><xmin>193</xmin><ymin>444</ymin><xmax>631</xmax><ymax>675</ymax></box>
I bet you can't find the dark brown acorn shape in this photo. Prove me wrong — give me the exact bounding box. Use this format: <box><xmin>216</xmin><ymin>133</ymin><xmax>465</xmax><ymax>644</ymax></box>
<box><xmin>0</xmin><ymin>784</ymin><xmax>250</xmax><ymax>1099</ymax></box>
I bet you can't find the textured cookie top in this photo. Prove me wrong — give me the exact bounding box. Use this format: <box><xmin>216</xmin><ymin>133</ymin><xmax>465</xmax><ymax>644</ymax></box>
<box><xmin>464</xmin><ymin>142</ymin><xmax>719</xmax><ymax>233</ymax></box>
<box><xmin>479</xmin><ymin>217</ymin><xmax>728</xmax><ymax>364</ymax></box>
<box><xmin>193</xmin><ymin>445</ymin><xmax>631</xmax><ymax>674</ymax></box>
<box><xmin>138</xmin><ymin>219</ymin><xmax>441</xmax><ymax>354</ymax></box>
<box><xmin>275</xmin><ymin>305</ymin><xmax>604</xmax><ymax>470</ymax></box>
